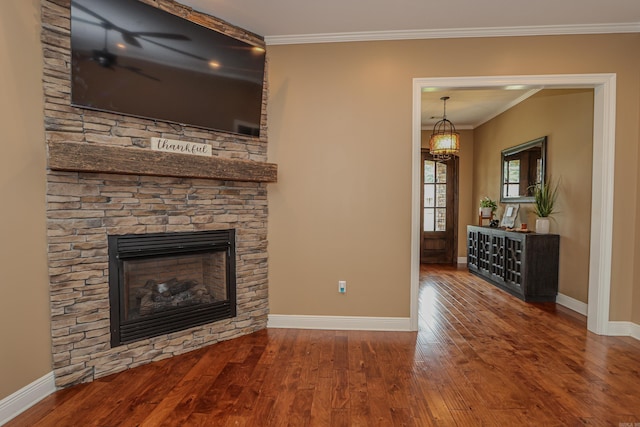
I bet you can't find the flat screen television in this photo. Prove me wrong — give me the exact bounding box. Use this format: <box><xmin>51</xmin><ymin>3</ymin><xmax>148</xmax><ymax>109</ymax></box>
<box><xmin>70</xmin><ymin>0</ymin><xmax>266</xmax><ymax>137</ymax></box>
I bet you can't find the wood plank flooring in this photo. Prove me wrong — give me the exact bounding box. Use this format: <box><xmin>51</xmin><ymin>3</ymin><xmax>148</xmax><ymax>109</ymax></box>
<box><xmin>7</xmin><ymin>264</ymin><xmax>640</xmax><ymax>426</ymax></box>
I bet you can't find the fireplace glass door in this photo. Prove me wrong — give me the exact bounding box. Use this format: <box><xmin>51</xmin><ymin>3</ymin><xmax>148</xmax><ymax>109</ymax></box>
<box><xmin>122</xmin><ymin>252</ymin><xmax>227</xmax><ymax>321</ymax></box>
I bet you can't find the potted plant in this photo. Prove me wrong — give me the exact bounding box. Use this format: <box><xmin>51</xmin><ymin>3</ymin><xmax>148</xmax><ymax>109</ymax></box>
<box><xmin>532</xmin><ymin>178</ymin><xmax>559</xmax><ymax>234</ymax></box>
<box><xmin>479</xmin><ymin>196</ymin><xmax>497</xmax><ymax>218</ymax></box>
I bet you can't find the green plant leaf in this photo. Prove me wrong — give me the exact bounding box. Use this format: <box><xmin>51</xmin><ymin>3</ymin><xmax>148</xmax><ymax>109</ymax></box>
<box><xmin>531</xmin><ymin>178</ymin><xmax>559</xmax><ymax>217</ymax></box>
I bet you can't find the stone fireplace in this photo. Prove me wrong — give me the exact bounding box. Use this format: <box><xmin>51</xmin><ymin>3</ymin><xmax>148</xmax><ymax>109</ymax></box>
<box><xmin>41</xmin><ymin>0</ymin><xmax>276</xmax><ymax>388</ymax></box>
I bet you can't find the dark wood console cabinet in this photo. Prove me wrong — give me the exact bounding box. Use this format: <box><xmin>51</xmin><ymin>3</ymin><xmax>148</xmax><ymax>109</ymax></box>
<box><xmin>467</xmin><ymin>225</ymin><xmax>559</xmax><ymax>302</ymax></box>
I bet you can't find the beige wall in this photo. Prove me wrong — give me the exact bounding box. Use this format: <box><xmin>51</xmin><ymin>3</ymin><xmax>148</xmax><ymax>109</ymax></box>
<box><xmin>0</xmin><ymin>0</ymin><xmax>52</xmax><ymax>400</ymax></box>
<box><xmin>267</xmin><ymin>46</ymin><xmax>413</xmax><ymax>316</ymax></box>
<box><xmin>473</xmin><ymin>89</ymin><xmax>594</xmax><ymax>303</ymax></box>
<box><xmin>457</xmin><ymin>130</ymin><xmax>475</xmax><ymax>259</ymax></box>
<box><xmin>635</xmin><ymin>102</ymin><xmax>640</xmax><ymax>325</ymax></box>
<box><xmin>631</xmin><ymin>103</ymin><xmax>640</xmax><ymax>324</ymax></box>
<box><xmin>267</xmin><ymin>33</ymin><xmax>640</xmax><ymax>321</ymax></box>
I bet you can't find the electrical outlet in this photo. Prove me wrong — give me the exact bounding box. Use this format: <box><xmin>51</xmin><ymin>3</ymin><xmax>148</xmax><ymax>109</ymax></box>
<box><xmin>338</xmin><ymin>280</ymin><xmax>346</xmax><ymax>293</ymax></box>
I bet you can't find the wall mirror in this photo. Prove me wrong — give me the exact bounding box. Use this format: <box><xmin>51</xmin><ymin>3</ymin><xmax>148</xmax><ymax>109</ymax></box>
<box><xmin>500</xmin><ymin>136</ymin><xmax>546</xmax><ymax>203</ymax></box>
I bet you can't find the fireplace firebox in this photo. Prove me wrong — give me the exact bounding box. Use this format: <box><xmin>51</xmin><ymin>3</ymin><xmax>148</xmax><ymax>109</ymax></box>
<box><xmin>108</xmin><ymin>230</ymin><xmax>236</xmax><ymax>346</ymax></box>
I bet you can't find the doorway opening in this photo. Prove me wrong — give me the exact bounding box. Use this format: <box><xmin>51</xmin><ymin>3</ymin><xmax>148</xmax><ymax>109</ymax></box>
<box><xmin>410</xmin><ymin>74</ymin><xmax>616</xmax><ymax>335</ymax></box>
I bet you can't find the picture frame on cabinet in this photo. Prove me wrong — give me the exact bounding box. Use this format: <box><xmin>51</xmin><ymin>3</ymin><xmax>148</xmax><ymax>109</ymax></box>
<box><xmin>500</xmin><ymin>204</ymin><xmax>520</xmax><ymax>228</ymax></box>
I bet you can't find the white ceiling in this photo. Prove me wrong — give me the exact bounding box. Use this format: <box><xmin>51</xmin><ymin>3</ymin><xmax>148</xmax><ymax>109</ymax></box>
<box><xmin>421</xmin><ymin>88</ymin><xmax>540</xmax><ymax>129</ymax></box>
<box><xmin>178</xmin><ymin>0</ymin><xmax>639</xmax><ymax>128</ymax></box>
<box><xmin>180</xmin><ymin>0</ymin><xmax>640</xmax><ymax>44</ymax></box>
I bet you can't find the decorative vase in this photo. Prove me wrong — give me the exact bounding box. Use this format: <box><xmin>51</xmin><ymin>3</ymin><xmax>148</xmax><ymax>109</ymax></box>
<box><xmin>480</xmin><ymin>207</ymin><xmax>493</xmax><ymax>217</ymax></box>
<box><xmin>536</xmin><ymin>217</ymin><xmax>550</xmax><ymax>234</ymax></box>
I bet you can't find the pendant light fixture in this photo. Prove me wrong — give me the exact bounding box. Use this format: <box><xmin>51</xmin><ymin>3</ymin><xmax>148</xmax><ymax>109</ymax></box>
<box><xmin>429</xmin><ymin>96</ymin><xmax>460</xmax><ymax>161</ymax></box>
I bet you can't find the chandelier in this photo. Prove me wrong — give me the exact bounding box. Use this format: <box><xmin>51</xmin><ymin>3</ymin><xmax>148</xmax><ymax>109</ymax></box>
<box><xmin>429</xmin><ymin>96</ymin><xmax>460</xmax><ymax>161</ymax></box>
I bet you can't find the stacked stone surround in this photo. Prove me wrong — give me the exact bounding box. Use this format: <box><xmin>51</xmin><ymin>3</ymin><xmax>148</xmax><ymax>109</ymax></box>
<box><xmin>41</xmin><ymin>0</ymin><xmax>271</xmax><ymax>387</ymax></box>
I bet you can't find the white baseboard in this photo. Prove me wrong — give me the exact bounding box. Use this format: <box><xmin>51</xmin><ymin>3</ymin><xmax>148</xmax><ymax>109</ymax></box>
<box><xmin>632</xmin><ymin>322</ymin><xmax>640</xmax><ymax>340</ymax></box>
<box><xmin>554</xmin><ymin>296</ymin><xmax>640</xmax><ymax>341</ymax></box>
<box><xmin>556</xmin><ymin>293</ymin><xmax>588</xmax><ymax>316</ymax></box>
<box><xmin>0</xmin><ymin>372</ymin><xmax>56</xmax><ymax>426</ymax></box>
<box><xmin>607</xmin><ymin>321</ymin><xmax>640</xmax><ymax>340</ymax></box>
<box><xmin>268</xmin><ymin>314</ymin><xmax>412</xmax><ymax>331</ymax></box>
<box><xmin>457</xmin><ymin>257</ymin><xmax>467</xmax><ymax>265</ymax></box>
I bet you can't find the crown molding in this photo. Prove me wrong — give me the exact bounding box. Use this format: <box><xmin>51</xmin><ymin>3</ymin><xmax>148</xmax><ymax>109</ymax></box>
<box><xmin>265</xmin><ymin>22</ymin><xmax>640</xmax><ymax>45</ymax></box>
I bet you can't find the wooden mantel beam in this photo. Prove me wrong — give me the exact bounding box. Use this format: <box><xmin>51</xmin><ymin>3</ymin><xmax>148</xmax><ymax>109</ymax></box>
<box><xmin>47</xmin><ymin>141</ymin><xmax>277</xmax><ymax>183</ymax></box>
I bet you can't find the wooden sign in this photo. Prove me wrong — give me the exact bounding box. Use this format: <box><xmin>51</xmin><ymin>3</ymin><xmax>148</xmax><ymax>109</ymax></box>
<box><xmin>151</xmin><ymin>137</ymin><xmax>212</xmax><ymax>157</ymax></box>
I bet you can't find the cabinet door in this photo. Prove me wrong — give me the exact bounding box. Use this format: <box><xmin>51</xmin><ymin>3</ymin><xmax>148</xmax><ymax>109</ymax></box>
<box><xmin>477</xmin><ymin>231</ymin><xmax>491</xmax><ymax>274</ymax></box>
<box><xmin>503</xmin><ymin>236</ymin><xmax>524</xmax><ymax>292</ymax></box>
<box><xmin>490</xmin><ymin>234</ymin><xmax>506</xmax><ymax>284</ymax></box>
<box><xmin>467</xmin><ymin>229</ymin><xmax>478</xmax><ymax>270</ymax></box>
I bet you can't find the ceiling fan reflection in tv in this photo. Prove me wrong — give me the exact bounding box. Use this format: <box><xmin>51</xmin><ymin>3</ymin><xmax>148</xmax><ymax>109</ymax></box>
<box><xmin>70</xmin><ymin>0</ymin><xmax>266</xmax><ymax>137</ymax></box>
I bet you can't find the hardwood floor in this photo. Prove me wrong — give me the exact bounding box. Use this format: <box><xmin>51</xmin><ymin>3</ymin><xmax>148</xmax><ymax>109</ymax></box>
<box><xmin>7</xmin><ymin>265</ymin><xmax>640</xmax><ymax>426</ymax></box>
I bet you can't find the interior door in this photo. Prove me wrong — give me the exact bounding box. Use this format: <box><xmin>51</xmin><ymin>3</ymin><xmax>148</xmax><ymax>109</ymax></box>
<box><xmin>420</xmin><ymin>151</ymin><xmax>458</xmax><ymax>264</ymax></box>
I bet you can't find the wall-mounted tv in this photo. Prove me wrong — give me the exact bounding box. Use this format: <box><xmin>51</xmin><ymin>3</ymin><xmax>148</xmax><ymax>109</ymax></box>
<box><xmin>70</xmin><ymin>0</ymin><xmax>266</xmax><ymax>137</ymax></box>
